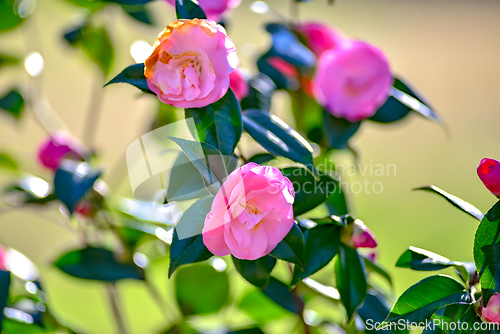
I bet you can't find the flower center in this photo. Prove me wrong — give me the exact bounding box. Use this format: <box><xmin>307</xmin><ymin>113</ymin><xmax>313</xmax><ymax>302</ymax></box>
<box><xmin>245</xmin><ymin>202</ymin><xmax>262</xmax><ymax>215</ymax></box>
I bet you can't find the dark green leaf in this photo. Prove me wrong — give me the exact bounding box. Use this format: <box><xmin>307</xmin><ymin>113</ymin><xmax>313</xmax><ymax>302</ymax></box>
<box><xmin>81</xmin><ymin>25</ymin><xmax>114</xmax><ymax>76</ymax></box>
<box><xmin>228</xmin><ymin>328</ymin><xmax>265</xmax><ymax>334</ymax></box>
<box><xmin>256</xmin><ymin>56</ymin><xmax>294</xmax><ymax>90</ymax></box>
<box><xmin>248</xmin><ymin>153</ymin><xmax>275</xmax><ymax>165</ymax></box>
<box><xmin>0</xmin><ymin>89</ymin><xmax>24</xmax><ymax>120</ymax></box>
<box><xmin>270</xmin><ymin>223</ymin><xmax>304</xmax><ymax>267</ymax></box>
<box><xmin>175</xmin><ymin>0</ymin><xmax>207</xmax><ymax>19</ymax></box>
<box><xmin>261</xmin><ymin>277</ymin><xmax>300</xmax><ymax>314</ymax></box>
<box><xmin>240</xmin><ymin>73</ymin><xmax>275</xmax><ymax>112</ymax></box>
<box><xmin>0</xmin><ymin>54</ymin><xmax>19</xmax><ymax>68</ymax></box>
<box><xmin>3</xmin><ymin>175</ymin><xmax>57</xmax><ymax>206</ymax></box>
<box><xmin>281</xmin><ymin>167</ymin><xmax>341</xmax><ymax>216</ymax></box>
<box><xmin>335</xmin><ymin>245</ymin><xmax>367</xmax><ymax>320</ymax></box>
<box><xmin>427</xmin><ymin>303</ymin><xmax>480</xmax><ymax>334</ymax></box>
<box><xmin>414</xmin><ymin>185</ymin><xmax>483</xmax><ymax>221</ymax></box>
<box><xmin>384</xmin><ymin>275</ymin><xmax>468</xmax><ymax>324</ymax></box>
<box><xmin>243</xmin><ymin>109</ymin><xmax>316</xmax><ymax>175</ymax></box>
<box><xmin>0</xmin><ymin>152</ymin><xmax>18</xmax><ymax>171</ymax></box>
<box><xmin>166</xmin><ymin>152</ymin><xmax>209</xmax><ymax>202</ymax></box>
<box><xmin>162</xmin><ymin>322</ymin><xmax>198</xmax><ymax>334</ymax></box>
<box><xmin>326</xmin><ymin>184</ymin><xmax>349</xmax><ymax>216</ymax></box>
<box><xmin>63</xmin><ymin>23</ymin><xmax>85</xmax><ymax>46</ymax></box>
<box><xmin>358</xmin><ymin>291</ymin><xmax>408</xmax><ymax>334</ymax></box>
<box><xmin>323</xmin><ymin>110</ymin><xmax>361</xmax><ymax>150</ymax></box>
<box><xmin>291</xmin><ymin>224</ymin><xmax>341</xmax><ymax>285</ymax></box>
<box><xmin>473</xmin><ymin>200</ymin><xmax>500</xmax><ymax>305</ymax></box>
<box><xmin>363</xmin><ymin>256</ymin><xmax>393</xmax><ymax>287</ymax></box>
<box><xmin>121</xmin><ymin>4</ymin><xmax>154</xmax><ymax>25</ymax></box>
<box><xmin>54</xmin><ymin>247</ymin><xmax>144</xmax><ymax>281</ymax></box>
<box><xmin>185</xmin><ymin>89</ymin><xmax>242</xmax><ymax>157</ymax></box>
<box><xmin>0</xmin><ymin>0</ymin><xmax>24</xmax><ymax>32</ymax></box>
<box><xmin>169</xmin><ymin>197</ymin><xmax>214</xmax><ymax>277</ymax></box>
<box><xmin>175</xmin><ymin>264</ymin><xmax>229</xmax><ymax>315</ymax></box>
<box><xmin>105</xmin><ymin>63</ymin><xmax>154</xmax><ymax>94</ymax></box>
<box><xmin>390</xmin><ymin>87</ymin><xmax>440</xmax><ymax>123</ymax></box>
<box><xmin>232</xmin><ymin>255</ymin><xmax>276</xmax><ymax>288</ymax></box>
<box><xmin>54</xmin><ymin>161</ymin><xmax>100</xmax><ymax>214</ymax></box>
<box><xmin>0</xmin><ymin>270</ymin><xmax>11</xmax><ymax>326</ymax></box>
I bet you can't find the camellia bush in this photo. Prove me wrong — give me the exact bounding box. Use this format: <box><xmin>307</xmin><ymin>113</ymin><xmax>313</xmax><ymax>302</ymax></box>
<box><xmin>2</xmin><ymin>0</ymin><xmax>491</xmax><ymax>333</ymax></box>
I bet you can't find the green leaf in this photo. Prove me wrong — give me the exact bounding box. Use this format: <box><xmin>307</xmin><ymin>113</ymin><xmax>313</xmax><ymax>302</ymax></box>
<box><xmin>384</xmin><ymin>275</ymin><xmax>468</xmax><ymax>324</ymax></box>
<box><xmin>291</xmin><ymin>224</ymin><xmax>341</xmax><ymax>285</ymax></box>
<box><xmin>237</xmin><ymin>289</ymin><xmax>291</xmax><ymax>323</ymax></box>
<box><xmin>120</xmin><ymin>4</ymin><xmax>154</xmax><ymax>25</ymax></box>
<box><xmin>175</xmin><ymin>0</ymin><xmax>206</xmax><ymax>20</ymax></box>
<box><xmin>3</xmin><ymin>175</ymin><xmax>57</xmax><ymax>205</ymax></box>
<box><xmin>0</xmin><ymin>54</ymin><xmax>19</xmax><ymax>68</ymax></box>
<box><xmin>261</xmin><ymin>277</ymin><xmax>300</xmax><ymax>314</ymax></box>
<box><xmin>185</xmin><ymin>89</ymin><xmax>242</xmax><ymax>157</ymax></box>
<box><xmin>0</xmin><ymin>270</ymin><xmax>11</xmax><ymax>326</ymax></box>
<box><xmin>248</xmin><ymin>153</ymin><xmax>275</xmax><ymax>165</ymax></box>
<box><xmin>323</xmin><ymin>110</ymin><xmax>361</xmax><ymax>150</ymax></box>
<box><xmin>326</xmin><ymin>184</ymin><xmax>349</xmax><ymax>216</ymax></box>
<box><xmin>54</xmin><ymin>161</ymin><xmax>100</xmax><ymax>214</ymax></box>
<box><xmin>396</xmin><ymin>246</ymin><xmax>469</xmax><ymax>282</ymax></box>
<box><xmin>232</xmin><ymin>255</ymin><xmax>276</xmax><ymax>288</ymax></box>
<box><xmin>358</xmin><ymin>291</ymin><xmax>408</xmax><ymax>334</ymax></box>
<box><xmin>427</xmin><ymin>303</ymin><xmax>480</xmax><ymax>334</ymax></box>
<box><xmin>228</xmin><ymin>328</ymin><xmax>265</xmax><ymax>334</ymax></box>
<box><xmin>168</xmin><ymin>137</ymin><xmax>228</xmax><ymax>196</ymax></box>
<box><xmin>104</xmin><ymin>0</ymin><xmax>153</xmax><ymax>5</ymax></box>
<box><xmin>0</xmin><ymin>89</ymin><xmax>24</xmax><ymax>120</ymax></box>
<box><xmin>54</xmin><ymin>247</ymin><xmax>144</xmax><ymax>281</ymax></box>
<box><xmin>168</xmin><ymin>197</ymin><xmax>214</xmax><ymax>277</ymax></box>
<box><xmin>474</xmin><ymin>200</ymin><xmax>500</xmax><ymax>305</ymax></box>
<box><xmin>243</xmin><ymin>109</ymin><xmax>316</xmax><ymax>175</ymax></box>
<box><xmin>335</xmin><ymin>245</ymin><xmax>367</xmax><ymax>320</ymax></box>
<box><xmin>105</xmin><ymin>63</ymin><xmax>153</xmax><ymax>94</ymax></box>
<box><xmin>166</xmin><ymin>152</ymin><xmax>209</xmax><ymax>202</ymax></box>
<box><xmin>175</xmin><ymin>264</ymin><xmax>229</xmax><ymax>315</ymax></box>
<box><xmin>390</xmin><ymin>87</ymin><xmax>440</xmax><ymax>124</ymax></box>
<box><xmin>240</xmin><ymin>74</ymin><xmax>275</xmax><ymax>112</ymax></box>
<box><xmin>81</xmin><ymin>25</ymin><xmax>114</xmax><ymax>76</ymax></box>
<box><xmin>63</xmin><ymin>23</ymin><xmax>85</xmax><ymax>46</ymax></box>
<box><xmin>0</xmin><ymin>152</ymin><xmax>18</xmax><ymax>171</ymax></box>
<box><xmin>281</xmin><ymin>167</ymin><xmax>341</xmax><ymax>216</ymax></box>
<box><xmin>0</xmin><ymin>0</ymin><xmax>24</xmax><ymax>32</ymax></box>
<box><xmin>363</xmin><ymin>256</ymin><xmax>393</xmax><ymax>287</ymax></box>
<box><xmin>414</xmin><ymin>185</ymin><xmax>483</xmax><ymax>221</ymax></box>
<box><xmin>270</xmin><ymin>223</ymin><xmax>304</xmax><ymax>267</ymax></box>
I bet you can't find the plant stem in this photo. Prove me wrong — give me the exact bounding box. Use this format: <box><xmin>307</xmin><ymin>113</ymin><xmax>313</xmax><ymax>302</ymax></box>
<box><xmin>145</xmin><ymin>278</ymin><xmax>176</xmax><ymax>324</ymax></box>
<box><xmin>83</xmin><ymin>74</ymin><xmax>105</xmax><ymax>147</ymax></box>
<box><xmin>106</xmin><ymin>283</ymin><xmax>129</xmax><ymax>334</ymax></box>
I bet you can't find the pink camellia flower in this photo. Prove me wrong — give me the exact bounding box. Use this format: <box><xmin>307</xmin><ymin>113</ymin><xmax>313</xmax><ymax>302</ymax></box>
<box><xmin>145</xmin><ymin>19</ymin><xmax>238</xmax><ymax>108</ymax></box>
<box><xmin>480</xmin><ymin>295</ymin><xmax>500</xmax><ymax>323</ymax></box>
<box><xmin>0</xmin><ymin>246</ymin><xmax>6</xmax><ymax>271</ymax></box>
<box><xmin>313</xmin><ymin>40</ymin><xmax>393</xmax><ymax>122</ymax></box>
<box><xmin>164</xmin><ymin>0</ymin><xmax>241</xmax><ymax>21</ymax></box>
<box><xmin>203</xmin><ymin>163</ymin><xmax>295</xmax><ymax>260</ymax></box>
<box><xmin>297</xmin><ymin>22</ymin><xmax>345</xmax><ymax>57</ymax></box>
<box><xmin>477</xmin><ymin>158</ymin><xmax>500</xmax><ymax>196</ymax></box>
<box><xmin>352</xmin><ymin>219</ymin><xmax>377</xmax><ymax>248</ymax></box>
<box><xmin>229</xmin><ymin>68</ymin><xmax>249</xmax><ymax>101</ymax></box>
<box><xmin>37</xmin><ymin>132</ymin><xmax>84</xmax><ymax>171</ymax></box>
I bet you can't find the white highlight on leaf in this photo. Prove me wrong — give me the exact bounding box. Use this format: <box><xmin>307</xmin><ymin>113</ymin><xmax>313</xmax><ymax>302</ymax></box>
<box><xmin>24</xmin><ymin>52</ymin><xmax>43</xmax><ymax>77</ymax></box>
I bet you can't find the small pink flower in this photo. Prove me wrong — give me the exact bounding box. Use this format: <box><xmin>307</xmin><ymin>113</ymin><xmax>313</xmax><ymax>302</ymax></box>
<box><xmin>0</xmin><ymin>246</ymin><xmax>6</xmax><ymax>271</ymax></box>
<box><xmin>352</xmin><ymin>220</ymin><xmax>377</xmax><ymax>249</ymax></box>
<box><xmin>297</xmin><ymin>22</ymin><xmax>345</xmax><ymax>57</ymax></box>
<box><xmin>164</xmin><ymin>0</ymin><xmax>241</xmax><ymax>22</ymax></box>
<box><xmin>480</xmin><ymin>295</ymin><xmax>500</xmax><ymax>323</ymax></box>
<box><xmin>145</xmin><ymin>19</ymin><xmax>238</xmax><ymax>108</ymax></box>
<box><xmin>37</xmin><ymin>132</ymin><xmax>84</xmax><ymax>171</ymax></box>
<box><xmin>478</xmin><ymin>158</ymin><xmax>500</xmax><ymax>196</ymax></box>
<box><xmin>203</xmin><ymin>163</ymin><xmax>295</xmax><ymax>260</ymax></box>
<box><xmin>267</xmin><ymin>57</ymin><xmax>298</xmax><ymax>80</ymax></box>
<box><xmin>229</xmin><ymin>68</ymin><xmax>249</xmax><ymax>101</ymax></box>
<box><xmin>313</xmin><ymin>40</ymin><xmax>392</xmax><ymax>122</ymax></box>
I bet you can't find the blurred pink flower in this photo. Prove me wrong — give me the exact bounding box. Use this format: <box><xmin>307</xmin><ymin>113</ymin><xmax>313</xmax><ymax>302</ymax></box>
<box><xmin>477</xmin><ymin>158</ymin><xmax>500</xmax><ymax>196</ymax></box>
<box><xmin>298</xmin><ymin>22</ymin><xmax>345</xmax><ymax>57</ymax></box>
<box><xmin>145</xmin><ymin>19</ymin><xmax>238</xmax><ymax>108</ymax></box>
<box><xmin>36</xmin><ymin>132</ymin><xmax>84</xmax><ymax>171</ymax></box>
<box><xmin>229</xmin><ymin>68</ymin><xmax>249</xmax><ymax>101</ymax></box>
<box><xmin>164</xmin><ymin>0</ymin><xmax>241</xmax><ymax>21</ymax></box>
<box><xmin>480</xmin><ymin>294</ymin><xmax>500</xmax><ymax>323</ymax></box>
<box><xmin>203</xmin><ymin>163</ymin><xmax>295</xmax><ymax>260</ymax></box>
<box><xmin>352</xmin><ymin>220</ymin><xmax>377</xmax><ymax>249</ymax></box>
<box><xmin>313</xmin><ymin>40</ymin><xmax>392</xmax><ymax>122</ymax></box>
<box><xmin>0</xmin><ymin>246</ymin><xmax>6</xmax><ymax>271</ymax></box>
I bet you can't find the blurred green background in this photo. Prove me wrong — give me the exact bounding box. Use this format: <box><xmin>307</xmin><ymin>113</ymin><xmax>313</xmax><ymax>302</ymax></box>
<box><xmin>1</xmin><ymin>0</ymin><xmax>500</xmax><ymax>332</ymax></box>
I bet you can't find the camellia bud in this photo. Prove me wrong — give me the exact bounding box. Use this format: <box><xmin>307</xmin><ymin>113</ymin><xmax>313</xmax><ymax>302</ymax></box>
<box><xmin>352</xmin><ymin>219</ymin><xmax>377</xmax><ymax>249</ymax></box>
<box><xmin>479</xmin><ymin>295</ymin><xmax>500</xmax><ymax>324</ymax></box>
<box><xmin>36</xmin><ymin>132</ymin><xmax>84</xmax><ymax>171</ymax></box>
<box><xmin>477</xmin><ymin>158</ymin><xmax>500</xmax><ymax>197</ymax></box>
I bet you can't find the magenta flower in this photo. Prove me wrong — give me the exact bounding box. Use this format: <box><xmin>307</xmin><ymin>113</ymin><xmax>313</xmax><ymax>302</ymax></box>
<box><xmin>229</xmin><ymin>68</ymin><xmax>249</xmax><ymax>101</ymax></box>
<box><xmin>480</xmin><ymin>294</ymin><xmax>500</xmax><ymax>323</ymax></box>
<box><xmin>203</xmin><ymin>163</ymin><xmax>295</xmax><ymax>260</ymax></box>
<box><xmin>298</xmin><ymin>22</ymin><xmax>345</xmax><ymax>57</ymax></box>
<box><xmin>36</xmin><ymin>132</ymin><xmax>84</xmax><ymax>171</ymax></box>
<box><xmin>477</xmin><ymin>158</ymin><xmax>500</xmax><ymax>196</ymax></box>
<box><xmin>352</xmin><ymin>220</ymin><xmax>378</xmax><ymax>249</ymax></box>
<box><xmin>313</xmin><ymin>40</ymin><xmax>392</xmax><ymax>122</ymax></box>
<box><xmin>145</xmin><ymin>19</ymin><xmax>238</xmax><ymax>108</ymax></box>
<box><xmin>164</xmin><ymin>0</ymin><xmax>241</xmax><ymax>21</ymax></box>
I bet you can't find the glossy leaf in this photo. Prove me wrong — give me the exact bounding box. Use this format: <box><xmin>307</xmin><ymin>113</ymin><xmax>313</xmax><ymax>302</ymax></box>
<box><xmin>168</xmin><ymin>197</ymin><xmax>214</xmax><ymax>277</ymax></box>
<box><xmin>166</xmin><ymin>152</ymin><xmax>209</xmax><ymax>202</ymax></box>
<box><xmin>270</xmin><ymin>223</ymin><xmax>304</xmax><ymax>267</ymax></box>
<box><xmin>261</xmin><ymin>277</ymin><xmax>300</xmax><ymax>314</ymax></box>
<box><xmin>185</xmin><ymin>89</ymin><xmax>242</xmax><ymax>157</ymax></box>
<box><xmin>54</xmin><ymin>247</ymin><xmax>144</xmax><ymax>281</ymax></box>
<box><xmin>256</xmin><ymin>56</ymin><xmax>293</xmax><ymax>90</ymax></box>
<box><xmin>335</xmin><ymin>245</ymin><xmax>367</xmax><ymax>320</ymax></box>
<box><xmin>427</xmin><ymin>303</ymin><xmax>480</xmax><ymax>334</ymax></box>
<box><xmin>326</xmin><ymin>184</ymin><xmax>349</xmax><ymax>216</ymax></box>
<box><xmin>54</xmin><ymin>161</ymin><xmax>100</xmax><ymax>214</ymax></box>
<box><xmin>240</xmin><ymin>74</ymin><xmax>276</xmax><ymax>112</ymax></box>
<box><xmin>121</xmin><ymin>4</ymin><xmax>154</xmax><ymax>24</ymax></box>
<box><xmin>291</xmin><ymin>224</ymin><xmax>341</xmax><ymax>285</ymax></box>
<box><xmin>323</xmin><ymin>111</ymin><xmax>361</xmax><ymax>150</ymax></box>
<box><xmin>414</xmin><ymin>185</ymin><xmax>483</xmax><ymax>221</ymax></box>
<box><xmin>248</xmin><ymin>153</ymin><xmax>275</xmax><ymax>165</ymax></box>
<box><xmin>3</xmin><ymin>175</ymin><xmax>57</xmax><ymax>206</ymax></box>
<box><xmin>81</xmin><ymin>25</ymin><xmax>114</xmax><ymax>76</ymax></box>
<box><xmin>0</xmin><ymin>89</ymin><xmax>24</xmax><ymax>120</ymax></box>
<box><xmin>473</xmin><ymin>200</ymin><xmax>500</xmax><ymax>305</ymax></box>
<box><xmin>232</xmin><ymin>255</ymin><xmax>276</xmax><ymax>288</ymax></box>
<box><xmin>358</xmin><ymin>291</ymin><xmax>408</xmax><ymax>334</ymax></box>
<box><xmin>105</xmin><ymin>63</ymin><xmax>153</xmax><ymax>94</ymax></box>
<box><xmin>243</xmin><ymin>109</ymin><xmax>316</xmax><ymax>175</ymax></box>
<box><xmin>175</xmin><ymin>0</ymin><xmax>206</xmax><ymax>19</ymax></box>
<box><xmin>390</xmin><ymin>87</ymin><xmax>440</xmax><ymax>123</ymax></box>
<box><xmin>0</xmin><ymin>0</ymin><xmax>24</xmax><ymax>32</ymax></box>
<box><xmin>0</xmin><ymin>271</ymin><xmax>11</xmax><ymax>327</ymax></box>
<box><xmin>363</xmin><ymin>256</ymin><xmax>393</xmax><ymax>287</ymax></box>
<box><xmin>384</xmin><ymin>275</ymin><xmax>468</xmax><ymax>324</ymax></box>
<box><xmin>281</xmin><ymin>167</ymin><xmax>342</xmax><ymax>216</ymax></box>
<box><xmin>175</xmin><ymin>264</ymin><xmax>229</xmax><ymax>315</ymax></box>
